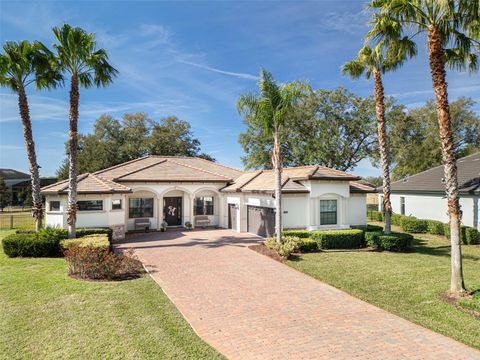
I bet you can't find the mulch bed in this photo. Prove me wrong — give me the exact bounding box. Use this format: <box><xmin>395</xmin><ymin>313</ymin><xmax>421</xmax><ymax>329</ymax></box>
<box><xmin>249</xmin><ymin>244</ymin><xmax>285</xmax><ymax>263</ymax></box>
<box><xmin>441</xmin><ymin>292</ymin><xmax>480</xmax><ymax>320</ymax></box>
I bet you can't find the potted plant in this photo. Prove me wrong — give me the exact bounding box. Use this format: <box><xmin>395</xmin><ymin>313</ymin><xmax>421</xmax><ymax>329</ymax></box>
<box><xmin>160</xmin><ymin>221</ymin><xmax>168</xmax><ymax>232</ymax></box>
<box><xmin>184</xmin><ymin>221</ymin><xmax>193</xmax><ymax>231</ymax></box>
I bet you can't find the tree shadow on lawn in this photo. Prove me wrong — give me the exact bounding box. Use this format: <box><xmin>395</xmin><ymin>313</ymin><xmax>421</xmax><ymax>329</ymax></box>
<box><xmin>413</xmin><ymin>238</ymin><xmax>480</xmax><ymax>261</ymax></box>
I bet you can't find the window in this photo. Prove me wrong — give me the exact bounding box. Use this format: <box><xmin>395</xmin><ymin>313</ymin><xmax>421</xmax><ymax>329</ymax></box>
<box><xmin>129</xmin><ymin>198</ymin><xmax>154</xmax><ymax>218</ymax></box>
<box><xmin>320</xmin><ymin>199</ymin><xmax>337</xmax><ymax>225</ymax></box>
<box><xmin>112</xmin><ymin>199</ymin><xmax>122</xmax><ymax>210</ymax></box>
<box><xmin>380</xmin><ymin>196</ymin><xmax>384</xmax><ymax>212</ymax></box>
<box><xmin>400</xmin><ymin>197</ymin><xmax>405</xmax><ymax>215</ymax></box>
<box><xmin>49</xmin><ymin>201</ymin><xmax>60</xmax><ymax>211</ymax></box>
<box><xmin>77</xmin><ymin>200</ymin><xmax>103</xmax><ymax>211</ymax></box>
<box><xmin>194</xmin><ymin>196</ymin><xmax>214</xmax><ymax>215</ymax></box>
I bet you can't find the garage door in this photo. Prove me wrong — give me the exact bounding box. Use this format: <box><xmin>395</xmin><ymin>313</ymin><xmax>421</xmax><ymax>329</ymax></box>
<box><xmin>247</xmin><ymin>206</ymin><xmax>275</xmax><ymax>238</ymax></box>
<box><xmin>228</xmin><ymin>204</ymin><xmax>237</xmax><ymax>231</ymax></box>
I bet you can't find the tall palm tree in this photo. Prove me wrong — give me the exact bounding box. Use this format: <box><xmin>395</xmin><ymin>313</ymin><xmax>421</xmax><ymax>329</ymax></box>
<box><xmin>368</xmin><ymin>0</ymin><xmax>479</xmax><ymax>294</ymax></box>
<box><xmin>342</xmin><ymin>39</ymin><xmax>416</xmax><ymax>235</ymax></box>
<box><xmin>237</xmin><ymin>69</ymin><xmax>303</xmax><ymax>244</ymax></box>
<box><xmin>0</xmin><ymin>41</ymin><xmax>61</xmax><ymax>231</ymax></box>
<box><xmin>52</xmin><ymin>24</ymin><xmax>118</xmax><ymax>238</ymax></box>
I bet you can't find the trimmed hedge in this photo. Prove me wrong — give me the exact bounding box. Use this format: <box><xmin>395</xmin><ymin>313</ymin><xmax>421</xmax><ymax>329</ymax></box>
<box><xmin>298</xmin><ymin>238</ymin><xmax>318</xmax><ymax>252</ymax></box>
<box><xmin>390</xmin><ymin>213</ymin><xmax>406</xmax><ymax>226</ymax></box>
<box><xmin>2</xmin><ymin>233</ymin><xmax>62</xmax><ymax>257</ymax></box>
<box><xmin>367</xmin><ymin>210</ymin><xmax>383</xmax><ymax>222</ymax></box>
<box><xmin>3</xmin><ymin>227</ymin><xmax>113</xmax><ymax>258</ymax></box>
<box><xmin>400</xmin><ymin>216</ymin><xmax>428</xmax><ymax>233</ymax></box>
<box><xmin>364</xmin><ymin>224</ymin><xmax>383</xmax><ymax>232</ymax></box>
<box><xmin>282</xmin><ymin>230</ymin><xmax>311</xmax><ymax>239</ymax></box>
<box><xmin>60</xmin><ymin>234</ymin><xmax>110</xmax><ymax>251</ymax></box>
<box><xmin>463</xmin><ymin>226</ymin><xmax>479</xmax><ymax>245</ymax></box>
<box><xmin>264</xmin><ymin>236</ymin><xmax>300</xmax><ymax>259</ymax></box>
<box><xmin>426</xmin><ymin>220</ymin><xmax>444</xmax><ymax>235</ymax></box>
<box><xmin>311</xmin><ymin>229</ymin><xmax>365</xmax><ymax>249</ymax></box>
<box><xmin>365</xmin><ymin>231</ymin><xmax>413</xmax><ymax>251</ymax></box>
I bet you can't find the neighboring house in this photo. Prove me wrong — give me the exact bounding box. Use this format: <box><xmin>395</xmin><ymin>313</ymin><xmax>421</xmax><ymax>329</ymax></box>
<box><xmin>378</xmin><ymin>152</ymin><xmax>480</xmax><ymax>230</ymax></box>
<box><xmin>0</xmin><ymin>168</ymin><xmax>57</xmax><ymax>206</ymax></box>
<box><xmin>41</xmin><ymin>156</ymin><xmax>375</xmax><ymax>237</ymax></box>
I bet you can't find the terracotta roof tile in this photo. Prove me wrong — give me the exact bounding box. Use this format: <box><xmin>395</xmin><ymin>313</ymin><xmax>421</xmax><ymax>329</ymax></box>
<box><xmin>41</xmin><ymin>173</ymin><xmax>131</xmax><ymax>194</ymax></box>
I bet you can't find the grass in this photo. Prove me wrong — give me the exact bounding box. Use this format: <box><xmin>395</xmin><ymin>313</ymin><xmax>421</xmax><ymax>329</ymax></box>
<box><xmin>0</xmin><ymin>210</ymin><xmax>35</xmax><ymax>230</ymax></box>
<box><xmin>287</xmin><ymin>222</ymin><xmax>480</xmax><ymax>349</ymax></box>
<box><xmin>0</xmin><ymin>230</ymin><xmax>224</xmax><ymax>359</ymax></box>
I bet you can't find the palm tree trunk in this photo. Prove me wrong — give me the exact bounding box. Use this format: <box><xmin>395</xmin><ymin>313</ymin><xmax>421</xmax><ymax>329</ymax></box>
<box><xmin>17</xmin><ymin>85</ymin><xmax>43</xmax><ymax>232</ymax></box>
<box><xmin>373</xmin><ymin>68</ymin><xmax>392</xmax><ymax>235</ymax></box>
<box><xmin>428</xmin><ymin>25</ymin><xmax>465</xmax><ymax>294</ymax></box>
<box><xmin>67</xmin><ymin>74</ymin><xmax>79</xmax><ymax>239</ymax></box>
<box><xmin>272</xmin><ymin>127</ymin><xmax>283</xmax><ymax>244</ymax></box>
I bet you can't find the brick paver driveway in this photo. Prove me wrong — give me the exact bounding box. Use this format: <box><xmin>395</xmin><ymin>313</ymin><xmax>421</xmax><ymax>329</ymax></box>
<box><xmin>116</xmin><ymin>229</ymin><xmax>479</xmax><ymax>360</ymax></box>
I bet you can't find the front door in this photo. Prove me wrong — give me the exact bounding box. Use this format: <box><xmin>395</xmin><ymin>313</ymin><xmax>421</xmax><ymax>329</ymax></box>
<box><xmin>163</xmin><ymin>197</ymin><xmax>182</xmax><ymax>226</ymax></box>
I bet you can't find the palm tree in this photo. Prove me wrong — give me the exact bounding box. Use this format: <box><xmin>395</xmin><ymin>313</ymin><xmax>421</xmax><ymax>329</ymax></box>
<box><xmin>342</xmin><ymin>39</ymin><xmax>416</xmax><ymax>235</ymax></box>
<box><xmin>0</xmin><ymin>41</ymin><xmax>61</xmax><ymax>231</ymax></box>
<box><xmin>52</xmin><ymin>24</ymin><xmax>118</xmax><ymax>238</ymax></box>
<box><xmin>368</xmin><ymin>0</ymin><xmax>479</xmax><ymax>294</ymax></box>
<box><xmin>237</xmin><ymin>69</ymin><xmax>303</xmax><ymax>244</ymax></box>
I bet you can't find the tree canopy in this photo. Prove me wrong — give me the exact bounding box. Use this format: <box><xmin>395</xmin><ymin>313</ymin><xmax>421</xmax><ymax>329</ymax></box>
<box><xmin>239</xmin><ymin>86</ymin><xmax>401</xmax><ymax>171</ymax></box>
<box><xmin>56</xmin><ymin>113</ymin><xmax>215</xmax><ymax>179</ymax></box>
<box><xmin>378</xmin><ymin>97</ymin><xmax>480</xmax><ymax>180</ymax></box>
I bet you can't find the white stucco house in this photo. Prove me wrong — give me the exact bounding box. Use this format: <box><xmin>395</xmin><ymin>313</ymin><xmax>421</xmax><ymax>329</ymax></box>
<box><xmin>41</xmin><ymin>156</ymin><xmax>375</xmax><ymax>238</ymax></box>
<box><xmin>378</xmin><ymin>152</ymin><xmax>480</xmax><ymax>230</ymax></box>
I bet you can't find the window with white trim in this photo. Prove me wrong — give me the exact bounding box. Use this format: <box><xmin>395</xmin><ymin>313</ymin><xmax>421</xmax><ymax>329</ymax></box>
<box><xmin>194</xmin><ymin>196</ymin><xmax>214</xmax><ymax>215</ymax></box>
<box><xmin>77</xmin><ymin>200</ymin><xmax>103</xmax><ymax>211</ymax></box>
<box><xmin>129</xmin><ymin>198</ymin><xmax>154</xmax><ymax>218</ymax></box>
<box><xmin>49</xmin><ymin>201</ymin><xmax>60</xmax><ymax>211</ymax></box>
<box><xmin>112</xmin><ymin>199</ymin><xmax>122</xmax><ymax>210</ymax></box>
<box><xmin>320</xmin><ymin>199</ymin><xmax>337</xmax><ymax>225</ymax></box>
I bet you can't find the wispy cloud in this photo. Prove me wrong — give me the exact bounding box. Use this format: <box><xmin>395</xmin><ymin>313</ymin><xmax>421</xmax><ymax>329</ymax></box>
<box><xmin>179</xmin><ymin>60</ymin><xmax>258</xmax><ymax>81</ymax></box>
<box><xmin>388</xmin><ymin>84</ymin><xmax>480</xmax><ymax>99</ymax></box>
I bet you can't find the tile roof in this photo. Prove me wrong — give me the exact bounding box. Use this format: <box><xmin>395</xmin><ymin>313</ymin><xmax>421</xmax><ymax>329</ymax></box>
<box><xmin>221</xmin><ymin>166</ymin><xmax>366</xmax><ymax>194</ymax></box>
<box><xmin>389</xmin><ymin>152</ymin><xmax>480</xmax><ymax>194</ymax></box>
<box><xmin>41</xmin><ymin>156</ymin><xmax>369</xmax><ymax>195</ymax></box>
<box><xmin>350</xmin><ymin>181</ymin><xmax>377</xmax><ymax>193</ymax></box>
<box><xmin>41</xmin><ymin>173</ymin><xmax>132</xmax><ymax>194</ymax></box>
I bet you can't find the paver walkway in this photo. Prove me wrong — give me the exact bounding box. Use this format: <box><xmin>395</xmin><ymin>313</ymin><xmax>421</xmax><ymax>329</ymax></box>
<box><xmin>116</xmin><ymin>229</ymin><xmax>480</xmax><ymax>360</ymax></box>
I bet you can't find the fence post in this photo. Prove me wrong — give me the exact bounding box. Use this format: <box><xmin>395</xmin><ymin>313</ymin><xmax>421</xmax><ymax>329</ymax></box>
<box><xmin>10</xmin><ymin>215</ymin><xmax>13</xmax><ymax>229</ymax></box>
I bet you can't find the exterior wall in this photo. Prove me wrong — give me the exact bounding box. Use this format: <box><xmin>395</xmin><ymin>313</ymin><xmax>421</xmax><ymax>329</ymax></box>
<box><xmin>347</xmin><ymin>194</ymin><xmax>367</xmax><ymax>226</ymax></box>
<box><xmin>380</xmin><ymin>193</ymin><xmax>479</xmax><ymax>230</ymax></box>
<box><xmin>44</xmin><ymin>179</ymin><xmax>370</xmax><ymax>233</ymax></box>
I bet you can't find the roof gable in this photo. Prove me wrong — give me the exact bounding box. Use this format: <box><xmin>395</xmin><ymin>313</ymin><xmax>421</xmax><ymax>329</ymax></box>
<box><xmin>390</xmin><ymin>152</ymin><xmax>480</xmax><ymax>194</ymax></box>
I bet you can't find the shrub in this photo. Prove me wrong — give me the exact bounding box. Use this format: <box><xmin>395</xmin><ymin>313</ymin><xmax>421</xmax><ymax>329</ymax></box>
<box><xmin>365</xmin><ymin>231</ymin><xmax>413</xmax><ymax>251</ymax></box>
<box><xmin>2</xmin><ymin>233</ymin><xmax>61</xmax><ymax>257</ymax></box>
<box><xmin>367</xmin><ymin>210</ymin><xmax>383</xmax><ymax>222</ymax></box>
<box><xmin>390</xmin><ymin>213</ymin><xmax>404</xmax><ymax>226</ymax></box>
<box><xmin>64</xmin><ymin>246</ymin><xmax>143</xmax><ymax>280</ymax></box>
<box><xmin>377</xmin><ymin>233</ymin><xmax>413</xmax><ymax>251</ymax></box>
<box><xmin>76</xmin><ymin>228</ymin><xmax>113</xmax><ymax>242</ymax></box>
<box><xmin>364</xmin><ymin>224</ymin><xmax>383</xmax><ymax>232</ymax></box>
<box><xmin>60</xmin><ymin>234</ymin><xmax>110</xmax><ymax>251</ymax></box>
<box><xmin>426</xmin><ymin>220</ymin><xmax>445</xmax><ymax>235</ymax></box>
<box><xmin>365</xmin><ymin>231</ymin><xmax>383</xmax><ymax>247</ymax></box>
<box><xmin>400</xmin><ymin>216</ymin><xmax>427</xmax><ymax>233</ymax></box>
<box><xmin>311</xmin><ymin>229</ymin><xmax>364</xmax><ymax>249</ymax></box>
<box><xmin>462</xmin><ymin>226</ymin><xmax>479</xmax><ymax>245</ymax></box>
<box><xmin>282</xmin><ymin>230</ymin><xmax>311</xmax><ymax>238</ymax></box>
<box><xmin>298</xmin><ymin>238</ymin><xmax>318</xmax><ymax>252</ymax></box>
<box><xmin>264</xmin><ymin>236</ymin><xmax>300</xmax><ymax>259</ymax></box>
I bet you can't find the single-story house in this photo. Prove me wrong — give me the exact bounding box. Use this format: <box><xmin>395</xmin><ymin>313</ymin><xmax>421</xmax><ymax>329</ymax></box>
<box><xmin>378</xmin><ymin>152</ymin><xmax>480</xmax><ymax>230</ymax></box>
<box><xmin>41</xmin><ymin>156</ymin><xmax>375</xmax><ymax>237</ymax></box>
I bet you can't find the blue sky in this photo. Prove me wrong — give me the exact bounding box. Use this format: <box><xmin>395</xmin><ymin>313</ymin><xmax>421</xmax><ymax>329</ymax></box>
<box><xmin>1</xmin><ymin>0</ymin><xmax>479</xmax><ymax>178</ymax></box>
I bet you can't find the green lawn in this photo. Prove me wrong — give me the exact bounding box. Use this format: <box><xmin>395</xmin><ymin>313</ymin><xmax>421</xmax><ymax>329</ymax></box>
<box><xmin>0</xmin><ymin>230</ymin><xmax>223</xmax><ymax>359</ymax></box>
<box><xmin>288</xmin><ymin>223</ymin><xmax>480</xmax><ymax>349</ymax></box>
<box><xmin>0</xmin><ymin>210</ymin><xmax>35</xmax><ymax>230</ymax></box>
